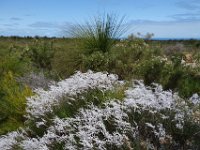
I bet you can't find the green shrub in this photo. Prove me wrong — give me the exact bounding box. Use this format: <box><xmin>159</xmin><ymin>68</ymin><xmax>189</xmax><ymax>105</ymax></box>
<box><xmin>171</xmin><ymin>53</ymin><xmax>184</xmax><ymax>67</ymax></box>
<box><xmin>162</xmin><ymin>65</ymin><xmax>184</xmax><ymax>91</ymax></box>
<box><xmin>136</xmin><ymin>58</ymin><xmax>165</xmax><ymax>85</ymax></box>
<box><xmin>81</xmin><ymin>51</ymin><xmax>110</xmax><ymax>71</ymax></box>
<box><xmin>0</xmin><ymin>54</ymin><xmax>30</xmax><ymax>76</ymax></box>
<box><xmin>22</xmin><ymin>40</ymin><xmax>55</xmax><ymax>71</ymax></box>
<box><xmin>122</xmin><ymin>39</ymin><xmax>148</xmax><ymax>61</ymax></box>
<box><xmin>0</xmin><ymin>71</ymin><xmax>32</xmax><ymax>135</ymax></box>
<box><xmin>178</xmin><ymin>73</ymin><xmax>200</xmax><ymax>98</ymax></box>
<box><xmin>108</xmin><ymin>38</ymin><xmax>153</xmax><ymax>79</ymax></box>
<box><xmin>52</xmin><ymin>48</ymin><xmax>83</xmax><ymax>78</ymax></box>
<box><xmin>160</xmin><ymin>63</ymin><xmax>200</xmax><ymax>98</ymax></box>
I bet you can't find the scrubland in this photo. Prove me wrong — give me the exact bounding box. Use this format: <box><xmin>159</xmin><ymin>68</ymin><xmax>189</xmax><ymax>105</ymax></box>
<box><xmin>0</xmin><ymin>14</ymin><xmax>200</xmax><ymax>149</ymax></box>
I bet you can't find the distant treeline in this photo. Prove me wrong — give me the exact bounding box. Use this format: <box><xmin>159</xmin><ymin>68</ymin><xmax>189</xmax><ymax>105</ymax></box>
<box><xmin>0</xmin><ymin>35</ymin><xmax>69</xmax><ymax>40</ymax></box>
<box><xmin>0</xmin><ymin>35</ymin><xmax>200</xmax><ymax>42</ymax></box>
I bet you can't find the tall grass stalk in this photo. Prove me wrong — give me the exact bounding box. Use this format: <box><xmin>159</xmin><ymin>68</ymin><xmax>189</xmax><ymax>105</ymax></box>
<box><xmin>69</xmin><ymin>13</ymin><xmax>127</xmax><ymax>53</ymax></box>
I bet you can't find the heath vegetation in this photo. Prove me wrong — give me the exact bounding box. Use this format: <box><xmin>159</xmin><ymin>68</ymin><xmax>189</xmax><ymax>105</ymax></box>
<box><xmin>0</xmin><ymin>13</ymin><xmax>200</xmax><ymax>149</ymax></box>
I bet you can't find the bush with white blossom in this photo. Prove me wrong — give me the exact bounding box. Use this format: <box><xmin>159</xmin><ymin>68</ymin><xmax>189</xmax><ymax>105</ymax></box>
<box><xmin>0</xmin><ymin>71</ymin><xmax>200</xmax><ymax>149</ymax></box>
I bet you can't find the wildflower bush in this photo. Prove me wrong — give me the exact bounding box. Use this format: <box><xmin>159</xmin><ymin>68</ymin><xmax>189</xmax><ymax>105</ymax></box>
<box><xmin>135</xmin><ymin>56</ymin><xmax>200</xmax><ymax>98</ymax></box>
<box><xmin>0</xmin><ymin>71</ymin><xmax>199</xmax><ymax>149</ymax></box>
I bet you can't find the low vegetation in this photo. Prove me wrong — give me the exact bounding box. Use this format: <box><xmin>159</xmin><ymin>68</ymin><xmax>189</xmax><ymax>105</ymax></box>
<box><xmin>0</xmin><ymin>72</ymin><xmax>200</xmax><ymax>149</ymax></box>
<box><xmin>0</xmin><ymin>13</ymin><xmax>200</xmax><ymax>149</ymax></box>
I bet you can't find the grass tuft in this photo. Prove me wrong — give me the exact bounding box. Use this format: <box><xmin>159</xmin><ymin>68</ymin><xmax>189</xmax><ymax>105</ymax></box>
<box><xmin>69</xmin><ymin>13</ymin><xmax>127</xmax><ymax>53</ymax></box>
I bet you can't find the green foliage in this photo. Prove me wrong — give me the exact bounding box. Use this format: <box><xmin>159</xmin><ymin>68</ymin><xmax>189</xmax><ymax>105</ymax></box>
<box><xmin>171</xmin><ymin>53</ymin><xmax>183</xmax><ymax>67</ymax></box>
<box><xmin>69</xmin><ymin>13</ymin><xmax>127</xmax><ymax>53</ymax></box>
<box><xmin>53</xmin><ymin>85</ymin><xmax>126</xmax><ymax>119</ymax></box>
<box><xmin>0</xmin><ymin>71</ymin><xmax>32</xmax><ymax>135</ymax></box>
<box><xmin>104</xmin><ymin>39</ymin><xmax>154</xmax><ymax>79</ymax></box>
<box><xmin>135</xmin><ymin>58</ymin><xmax>165</xmax><ymax>85</ymax></box>
<box><xmin>133</xmin><ymin>53</ymin><xmax>200</xmax><ymax>98</ymax></box>
<box><xmin>178</xmin><ymin>73</ymin><xmax>200</xmax><ymax>98</ymax></box>
<box><xmin>0</xmin><ymin>40</ymin><xmax>33</xmax><ymax>135</ymax></box>
<box><xmin>150</xmin><ymin>61</ymin><xmax>185</xmax><ymax>92</ymax></box>
<box><xmin>22</xmin><ymin>40</ymin><xmax>55</xmax><ymax>71</ymax></box>
<box><xmin>0</xmin><ymin>54</ymin><xmax>30</xmax><ymax>76</ymax></box>
<box><xmin>52</xmin><ymin>48</ymin><xmax>83</xmax><ymax>78</ymax></box>
<box><xmin>81</xmin><ymin>51</ymin><xmax>110</xmax><ymax>71</ymax></box>
<box><xmin>0</xmin><ymin>52</ymin><xmax>32</xmax><ymax>135</ymax></box>
<box><xmin>158</xmin><ymin>62</ymin><xmax>200</xmax><ymax>98</ymax></box>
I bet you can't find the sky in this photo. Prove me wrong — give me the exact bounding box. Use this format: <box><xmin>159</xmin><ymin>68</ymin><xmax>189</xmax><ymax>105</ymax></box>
<box><xmin>0</xmin><ymin>0</ymin><xmax>200</xmax><ymax>38</ymax></box>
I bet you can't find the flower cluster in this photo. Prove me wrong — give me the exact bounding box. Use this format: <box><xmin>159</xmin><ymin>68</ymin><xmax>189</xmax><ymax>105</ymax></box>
<box><xmin>0</xmin><ymin>71</ymin><xmax>200</xmax><ymax>149</ymax></box>
<box><xmin>26</xmin><ymin>71</ymin><xmax>119</xmax><ymax>119</ymax></box>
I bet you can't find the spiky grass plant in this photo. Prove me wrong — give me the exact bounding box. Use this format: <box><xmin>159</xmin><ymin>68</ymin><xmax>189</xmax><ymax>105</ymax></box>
<box><xmin>69</xmin><ymin>13</ymin><xmax>127</xmax><ymax>53</ymax></box>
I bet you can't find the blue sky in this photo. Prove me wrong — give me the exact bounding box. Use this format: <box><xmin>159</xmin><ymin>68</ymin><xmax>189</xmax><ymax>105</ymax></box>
<box><xmin>0</xmin><ymin>0</ymin><xmax>200</xmax><ymax>38</ymax></box>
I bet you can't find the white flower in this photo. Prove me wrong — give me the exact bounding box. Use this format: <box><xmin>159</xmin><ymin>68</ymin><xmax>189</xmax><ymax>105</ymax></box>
<box><xmin>26</xmin><ymin>71</ymin><xmax>119</xmax><ymax>119</ymax></box>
